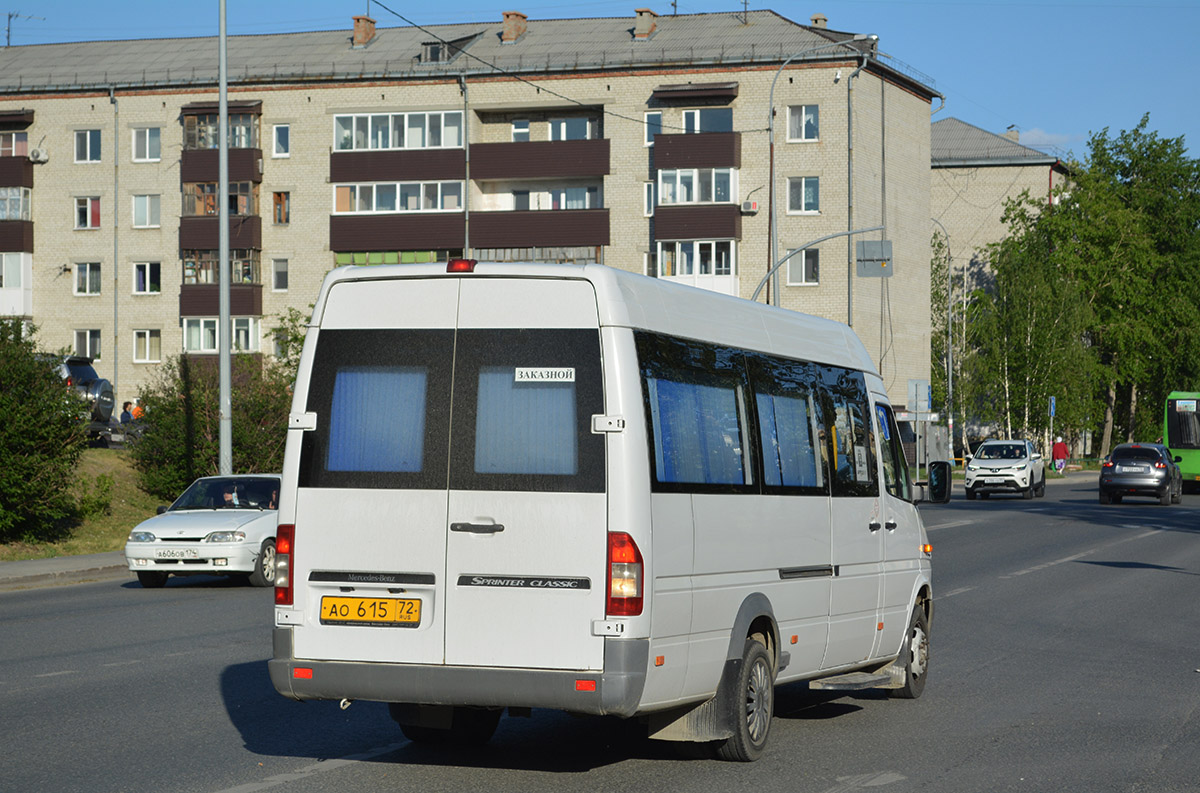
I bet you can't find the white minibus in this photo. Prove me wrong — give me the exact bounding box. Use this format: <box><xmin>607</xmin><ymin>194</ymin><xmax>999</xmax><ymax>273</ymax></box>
<box><xmin>269</xmin><ymin>260</ymin><xmax>950</xmax><ymax>761</ymax></box>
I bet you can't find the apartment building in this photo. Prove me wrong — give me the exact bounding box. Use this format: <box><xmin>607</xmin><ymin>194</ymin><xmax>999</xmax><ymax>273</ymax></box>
<box><xmin>0</xmin><ymin>9</ymin><xmax>939</xmax><ymax>407</ymax></box>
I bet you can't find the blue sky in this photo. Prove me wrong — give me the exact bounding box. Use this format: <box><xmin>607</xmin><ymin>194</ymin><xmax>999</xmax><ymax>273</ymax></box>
<box><xmin>8</xmin><ymin>0</ymin><xmax>1198</xmax><ymax>159</ymax></box>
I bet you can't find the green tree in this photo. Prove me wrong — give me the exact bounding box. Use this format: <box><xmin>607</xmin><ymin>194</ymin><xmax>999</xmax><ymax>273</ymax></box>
<box><xmin>129</xmin><ymin>354</ymin><xmax>292</xmax><ymax>501</ymax></box>
<box><xmin>0</xmin><ymin>321</ymin><xmax>88</xmax><ymax>542</ymax></box>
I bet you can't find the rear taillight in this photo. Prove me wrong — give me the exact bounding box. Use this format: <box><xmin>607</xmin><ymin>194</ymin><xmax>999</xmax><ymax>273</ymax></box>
<box><xmin>607</xmin><ymin>532</ymin><xmax>643</xmax><ymax>617</ymax></box>
<box><xmin>1102</xmin><ymin>460</ymin><xmax>1114</xmax><ymax>468</ymax></box>
<box><xmin>447</xmin><ymin>258</ymin><xmax>477</xmax><ymax>273</ymax></box>
<box><xmin>1155</xmin><ymin>461</ymin><xmax>1168</xmax><ymax>469</ymax></box>
<box><xmin>275</xmin><ymin>523</ymin><xmax>294</xmax><ymax>605</ymax></box>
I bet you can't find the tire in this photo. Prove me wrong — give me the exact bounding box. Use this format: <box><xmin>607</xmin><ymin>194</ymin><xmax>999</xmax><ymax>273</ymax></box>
<box><xmin>1159</xmin><ymin>488</ymin><xmax>1172</xmax><ymax>506</ymax></box>
<box><xmin>137</xmin><ymin>571</ymin><xmax>168</xmax><ymax>588</ymax></box>
<box><xmin>716</xmin><ymin>637</ymin><xmax>775</xmax><ymax>762</ymax></box>
<box><xmin>965</xmin><ymin>487</ymin><xmax>976</xmax><ymax>501</ymax></box>
<box><xmin>248</xmin><ymin>539</ymin><xmax>277</xmax><ymax>587</ymax></box>
<box><xmin>1111</xmin><ymin>494</ymin><xmax>1123</xmax><ymax>504</ymax></box>
<box><xmin>889</xmin><ymin>603</ymin><xmax>930</xmax><ymax>699</ymax></box>
<box><xmin>1036</xmin><ymin>476</ymin><xmax>1046</xmax><ymax>497</ymax></box>
<box><xmin>1022</xmin><ymin>484</ymin><xmax>1034</xmax><ymax>500</ymax></box>
<box><xmin>1099</xmin><ymin>490</ymin><xmax>1111</xmax><ymax>505</ymax></box>
<box><xmin>980</xmin><ymin>492</ymin><xmax>990</xmax><ymax>499</ymax></box>
<box><xmin>1172</xmin><ymin>482</ymin><xmax>1182</xmax><ymax>504</ymax></box>
<box><xmin>392</xmin><ymin>705</ymin><xmax>501</xmax><ymax>745</ymax></box>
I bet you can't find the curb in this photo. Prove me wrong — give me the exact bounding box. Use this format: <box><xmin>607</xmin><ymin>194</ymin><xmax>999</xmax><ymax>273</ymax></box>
<box><xmin>0</xmin><ymin>552</ymin><xmax>133</xmax><ymax>593</ymax></box>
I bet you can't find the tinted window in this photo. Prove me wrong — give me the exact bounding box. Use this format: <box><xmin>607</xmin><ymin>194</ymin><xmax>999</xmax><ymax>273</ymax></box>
<box><xmin>1111</xmin><ymin>447</ymin><xmax>1162</xmax><ymax>462</ymax></box>
<box><xmin>636</xmin><ymin>332</ymin><xmax>753</xmax><ymax>492</ymax></box>
<box><xmin>449</xmin><ymin>328</ymin><xmax>604</xmax><ymax>493</ymax></box>
<box><xmin>747</xmin><ymin>354</ymin><xmax>826</xmax><ymax>493</ymax></box>
<box><xmin>300</xmin><ymin>329</ymin><xmax>453</xmax><ymax>489</ymax></box>
<box><xmin>977</xmin><ymin>443</ymin><xmax>1026</xmax><ymax>460</ymax></box>
<box><xmin>821</xmin><ymin>367</ymin><xmax>878</xmax><ymax>498</ymax></box>
<box><xmin>876</xmin><ymin>403</ymin><xmax>912</xmax><ymax>501</ymax></box>
<box><xmin>1166</xmin><ymin>400</ymin><xmax>1200</xmax><ymax>449</ymax></box>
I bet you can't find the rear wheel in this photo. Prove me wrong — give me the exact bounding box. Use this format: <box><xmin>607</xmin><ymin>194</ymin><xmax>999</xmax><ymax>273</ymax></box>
<box><xmin>889</xmin><ymin>603</ymin><xmax>930</xmax><ymax>699</ymax></box>
<box><xmin>136</xmin><ymin>571</ymin><xmax>168</xmax><ymax>588</ymax></box>
<box><xmin>716</xmin><ymin>636</ymin><xmax>775</xmax><ymax>762</ymax></box>
<box><xmin>1111</xmin><ymin>494</ymin><xmax>1123</xmax><ymax>504</ymax></box>
<box><xmin>1172</xmin><ymin>481</ymin><xmax>1182</xmax><ymax>504</ymax></box>
<box><xmin>1160</xmin><ymin>488</ymin><xmax>1172</xmax><ymax>506</ymax></box>
<box><xmin>248</xmin><ymin>539</ymin><xmax>276</xmax><ymax>587</ymax></box>
<box><xmin>1099</xmin><ymin>490</ymin><xmax>1111</xmax><ymax>505</ymax></box>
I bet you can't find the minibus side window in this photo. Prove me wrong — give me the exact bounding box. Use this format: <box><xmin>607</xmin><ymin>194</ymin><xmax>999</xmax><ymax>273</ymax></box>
<box><xmin>820</xmin><ymin>367</ymin><xmax>879</xmax><ymax>498</ymax></box>
<box><xmin>875</xmin><ymin>403</ymin><xmax>912</xmax><ymax>501</ymax></box>
<box><xmin>636</xmin><ymin>332</ymin><xmax>755</xmax><ymax>492</ymax></box>
<box><xmin>748</xmin><ymin>354</ymin><xmax>826</xmax><ymax>494</ymax></box>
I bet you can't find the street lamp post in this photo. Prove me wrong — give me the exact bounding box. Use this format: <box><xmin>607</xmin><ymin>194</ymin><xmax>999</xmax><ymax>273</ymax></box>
<box><xmin>767</xmin><ymin>33</ymin><xmax>875</xmax><ymax>307</ymax></box>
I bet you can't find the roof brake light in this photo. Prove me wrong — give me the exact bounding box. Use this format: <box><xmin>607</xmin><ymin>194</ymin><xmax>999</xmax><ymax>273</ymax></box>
<box><xmin>447</xmin><ymin>258</ymin><xmax>477</xmax><ymax>273</ymax></box>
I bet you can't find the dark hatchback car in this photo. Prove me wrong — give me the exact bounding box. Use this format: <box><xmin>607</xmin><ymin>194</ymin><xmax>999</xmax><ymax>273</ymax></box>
<box><xmin>1099</xmin><ymin>443</ymin><xmax>1183</xmax><ymax>505</ymax></box>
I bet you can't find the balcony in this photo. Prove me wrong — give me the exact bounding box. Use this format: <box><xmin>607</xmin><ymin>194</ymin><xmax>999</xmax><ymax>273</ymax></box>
<box><xmin>0</xmin><ymin>220</ymin><xmax>33</xmax><ymax>253</ymax></box>
<box><xmin>654</xmin><ymin>205</ymin><xmax>741</xmax><ymax>242</ymax></box>
<box><xmin>0</xmin><ymin>157</ymin><xmax>33</xmax><ymax>188</ymax></box>
<box><xmin>179</xmin><ymin>215</ymin><xmax>262</xmax><ymax>250</ymax></box>
<box><xmin>653</xmin><ymin>132</ymin><xmax>741</xmax><ymax>170</ymax></box>
<box><xmin>329</xmin><ymin>214</ymin><xmax>465</xmax><ymax>252</ymax></box>
<box><xmin>471</xmin><ymin>209</ymin><xmax>609</xmax><ymax>248</ymax></box>
<box><xmin>330</xmin><ymin>149</ymin><xmax>466</xmax><ymax>183</ymax></box>
<box><xmin>179</xmin><ymin>283</ymin><xmax>262</xmax><ymax>317</ymax></box>
<box><xmin>180</xmin><ymin>148</ymin><xmax>263</xmax><ymax>183</ymax></box>
<box><xmin>471</xmin><ymin>139</ymin><xmax>610</xmax><ymax>180</ymax></box>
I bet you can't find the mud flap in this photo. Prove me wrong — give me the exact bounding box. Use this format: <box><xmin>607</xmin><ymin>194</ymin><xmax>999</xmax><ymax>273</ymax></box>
<box><xmin>646</xmin><ymin>657</ymin><xmax>740</xmax><ymax>742</ymax></box>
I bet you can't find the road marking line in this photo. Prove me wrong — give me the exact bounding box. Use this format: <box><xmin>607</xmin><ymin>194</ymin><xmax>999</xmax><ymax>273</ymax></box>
<box><xmin>938</xmin><ymin>586</ymin><xmax>975</xmax><ymax>599</ymax></box>
<box><xmin>34</xmin><ymin>670</ymin><xmax>77</xmax><ymax>678</ymax></box>
<box><xmin>102</xmin><ymin>660</ymin><xmax>143</xmax><ymax>668</ymax></box>
<box><xmin>924</xmin><ymin>520</ymin><xmax>972</xmax><ymax>531</ymax></box>
<box><xmin>210</xmin><ymin>742</ymin><xmax>406</xmax><ymax>793</ymax></box>
<box><xmin>821</xmin><ymin>771</ymin><xmax>907</xmax><ymax>791</ymax></box>
<box><xmin>1000</xmin><ymin>529</ymin><xmax>1157</xmax><ymax>579</ymax></box>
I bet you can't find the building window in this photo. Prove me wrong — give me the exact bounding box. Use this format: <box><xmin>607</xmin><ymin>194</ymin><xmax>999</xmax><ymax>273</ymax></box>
<box><xmin>132</xmin><ymin>127</ymin><xmax>161</xmax><ymax>161</ymax></box>
<box><xmin>132</xmin><ymin>194</ymin><xmax>160</xmax><ymax>228</ymax></box>
<box><xmin>333</xmin><ymin>181</ymin><xmax>464</xmax><ymax>213</ymax></box>
<box><xmin>643</xmin><ymin>182</ymin><xmax>655</xmax><ymax>217</ymax></box>
<box><xmin>75</xmin><ymin>197</ymin><xmax>100</xmax><ymax>229</ymax></box>
<box><xmin>548</xmin><ymin>117</ymin><xmax>598</xmax><ymax>141</ymax></box>
<box><xmin>272</xmin><ymin>191</ymin><xmax>290</xmax><ymax>224</ymax></box>
<box><xmin>657</xmin><ymin>240</ymin><xmax>735</xmax><ymax>277</ymax></box>
<box><xmin>272</xmin><ymin>124</ymin><xmax>290</xmax><ymax>157</ymax></box>
<box><xmin>75</xmin><ymin>329</ymin><xmax>101</xmax><ymax>359</ymax></box>
<box><xmin>786</xmin><ymin>248</ymin><xmax>819</xmax><ymax>285</ymax></box>
<box><xmin>184</xmin><ymin>113</ymin><xmax>257</xmax><ymax>150</ymax></box>
<box><xmin>0</xmin><ymin>186</ymin><xmax>31</xmax><ymax>221</ymax></box>
<box><xmin>788</xmin><ymin>177</ymin><xmax>820</xmax><ymax>213</ymax></box>
<box><xmin>182</xmin><ymin>182</ymin><xmax>257</xmax><ymax>216</ymax></box>
<box><xmin>787</xmin><ymin>105</ymin><xmax>819</xmax><ymax>142</ymax></box>
<box><xmin>333</xmin><ymin>111</ymin><xmax>463</xmax><ymax>151</ymax></box>
<box><xmin>74</xmin><ymin>262</ymin><xmax>102</xmax><ymax>295</ymax></box>
<box><xmin>182</xmin><ymin>317</ymin><xmax>261</xmax><ymax>353</ymax></box>
<box><xmin>0</xmin><ymin>132</ymin><xmax>28</xmax><ymax>157</ymax></box>
<box><xmin>511</xmin><ymin>120</ymin><xmax>530</xmax><ymax>142</ymax></box>
<box><xmin>134</xmin><ymin>329</ymin><xmax>162</xmax><ymax>363</ymax></box>
<box><xmin>549</xmin><ymin>187</ymin><xmax>600</xmax><ymax>210</ymax></box>
<box><xmin>682</xmin><ymin>108</ymin><xmax>733</xmax><ymax>134</ymax></box>
<box><xmin>1</xmin><ymin>252</ymin><xmax>27</xmax><ymax>288</ymax></box>
<box><xmin>658</xmin><ymin>168</ymin><xmax>736</xmax><ymax>205</ymax></box>
<box><xmin>75</xmin><ymin>129</ymin><xmax>101</xmax><ymax>162</ymax></box>
<box><xmin>133</xmin><ymin>261</ymin><xmax>161</xmax><ymax>294</ymax></box>
<box><xmin>272</xmin><ymin>258</ymin><xmax>288</xmax><ymax>291</ymax></box>
<box><xmin>644</xmin><ymin>112</ymin><xmax>662</xmax><ymax>146</ymax></box>
<box><xmin>182</xmin><ymin>250</ymin><xmax>259</xmax><ymax>285</ymax></box>
<box><xmin>643</xmin><ymin>251</ymin><xmax>657</xmax><ymax>277</ymax></box>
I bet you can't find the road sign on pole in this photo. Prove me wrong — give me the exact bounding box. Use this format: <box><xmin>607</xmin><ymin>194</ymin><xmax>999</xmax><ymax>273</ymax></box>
<box><xmin>1050</xmin><ymin>396</ymin><xmax>1056</xmax><ymax>417</ymax></box>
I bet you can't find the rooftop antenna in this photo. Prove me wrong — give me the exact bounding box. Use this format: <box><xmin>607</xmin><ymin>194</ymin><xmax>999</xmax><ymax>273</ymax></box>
<box><xmin>740</xmin><ymin>0</ymin><xmax>749</xmax><ymax>24</ymax></box>
<box><xmin>5</xmin><ymin>11</ymin><xmax>44</xmax><ymax>47</ymax></box>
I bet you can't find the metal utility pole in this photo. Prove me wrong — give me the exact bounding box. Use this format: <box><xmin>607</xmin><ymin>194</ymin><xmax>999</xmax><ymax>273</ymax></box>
<box><xmin>4</xmin><ymin>12</ymin><xmax>44</xmax><ymax>47</ymax></box>
<box><xmin>218</xmin><ymin>0</ymin><xmax>232</xmax><ymax>475</ymax></box>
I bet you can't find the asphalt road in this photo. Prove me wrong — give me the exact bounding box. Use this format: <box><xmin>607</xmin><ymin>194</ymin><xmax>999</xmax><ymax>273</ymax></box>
<box><xmin>2</xmin><ymin>475</ymin><xmax>1198</xmax><ymax>793</ymax></box>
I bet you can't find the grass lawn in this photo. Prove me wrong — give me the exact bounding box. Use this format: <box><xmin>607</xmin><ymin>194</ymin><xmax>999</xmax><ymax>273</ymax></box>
<box><xmin>0</xmin><ymin>448</ymin><xmax>163</xmax><ymax>563</ymax></box>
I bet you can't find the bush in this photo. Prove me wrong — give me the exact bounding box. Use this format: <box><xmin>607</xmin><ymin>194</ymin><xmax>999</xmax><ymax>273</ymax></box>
<box><xmin>0</xmin><ymin>320</ymin><xmax>89</xmax><ymax>543</ymax></box>
<box><xmin>129</xmin><ymin>354</ymin><xmax>292</xmax><ymax>501</ymax></box>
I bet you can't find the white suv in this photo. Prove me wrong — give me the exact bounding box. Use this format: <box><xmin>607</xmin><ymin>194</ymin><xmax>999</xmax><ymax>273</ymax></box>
<box><xmin>965</xmin><ymin>439</ymin><xmax>1045</xmax><ymax>500</ymax></box>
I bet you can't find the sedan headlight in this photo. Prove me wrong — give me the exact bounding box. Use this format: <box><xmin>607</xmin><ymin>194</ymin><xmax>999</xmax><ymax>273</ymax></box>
<box><xmin>127</xmin><ymin>531</ymin><xmax>156</xmax><ymax>543</ymax></box>
<box><xmin>966</xmin><ymin>462</ymin><xmax>979</xmax><ymax>471</ymax></box>
<box><xmin>204</xmin><ymin>530</ymin><xmax>247</xmax><ymax>543</ymax></box>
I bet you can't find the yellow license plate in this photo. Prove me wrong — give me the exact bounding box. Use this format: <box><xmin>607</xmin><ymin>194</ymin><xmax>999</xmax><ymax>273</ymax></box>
<box><xmin>320</xmin><ymin>596</ymin><xmax>421</xmax><ymax>627</ymax></box>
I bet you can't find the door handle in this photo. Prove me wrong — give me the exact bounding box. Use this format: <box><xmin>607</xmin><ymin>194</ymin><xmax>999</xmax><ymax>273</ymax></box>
<box><xmin>450</xmin><ymin>522</ymin><xmax>505</xmax><ymax>534</ymax></box>
<box><xmin>885</xmin><ymin>520</ymin><xmax>898</xmax><ymax>531</ymax></box>
<box><xmin>868</xmin><ymin>521</ymin><xmax>882</xmax><ymax>532</ymax></box>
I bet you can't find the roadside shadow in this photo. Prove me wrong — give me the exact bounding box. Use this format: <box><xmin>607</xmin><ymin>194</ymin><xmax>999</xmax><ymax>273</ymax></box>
<box><xmin>120</xmin><ymin>574</ymin><xmax>248</xmax><ymax>589</ymax></box>
<box><xmin>1076</xmin><ymin>560</ymin><xmax>1200</xmax><ymax>577</ymax></box>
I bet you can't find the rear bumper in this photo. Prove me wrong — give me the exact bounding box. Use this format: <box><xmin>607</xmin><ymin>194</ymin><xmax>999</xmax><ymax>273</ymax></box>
<box><xmin>268</xmin><ymin>627</ymin><xmax>649</xmax><ymax>718</ymax></box>
<box><xmin>1099</xmin><ymin>475</ymin><xmax>1169</xmax><ymax>497</ymax></box>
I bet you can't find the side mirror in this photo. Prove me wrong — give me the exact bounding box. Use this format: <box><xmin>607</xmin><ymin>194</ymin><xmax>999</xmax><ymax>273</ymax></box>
<box><xmin>1175</xmin><ymin>456</ymin><xmax>1183</xmax><ymax>464</ymax></box>
<box><xmin>924</xmin><ymin>460</ymin><xmax>952</xmax><ymax>504</ymax></box>
<box><xmin>156</xmin><ymin>505</ymin><xmax>170</xmax><ymax>514</ymax></box>
<box><xmin>1032</xmin><ymin>452</ymin><xmax>1042</xmax><ymax>460</ymax></box>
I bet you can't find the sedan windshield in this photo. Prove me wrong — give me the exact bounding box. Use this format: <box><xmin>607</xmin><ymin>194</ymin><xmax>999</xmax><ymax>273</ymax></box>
<box><xmin>170</xmin><ymin>478</ymin><xmax>280</xmax><ymax>510</ymax></box>
<box><xmin>977</xmin><ymin>443</ymin><xmax>1026</xmax><ymax>460</ymax></box>
<box><xmin>1111</xmin><ymin>447</ymin><xmax>1161</xmax><ymax>462</ymax></box>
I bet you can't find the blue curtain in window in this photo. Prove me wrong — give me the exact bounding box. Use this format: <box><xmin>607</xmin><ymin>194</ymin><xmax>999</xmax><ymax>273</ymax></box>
<box><xmin>648</xmin><ymin>376</ymin><xmax>744</xmax><ymax>484</ymax></box>
<box><xmin>757</xmin><ymin>392</ymin><xmax>818</xmax><ymax>487</ymax></box>
<box><xmin>327</xmin><ymin>367</ymin><xmax>427</xmax><ymax>472</ymax></box>
<box><xmin>474</xmin><ymin>367</ymin><xmax>577</xmax><ymax>475</ymax></box>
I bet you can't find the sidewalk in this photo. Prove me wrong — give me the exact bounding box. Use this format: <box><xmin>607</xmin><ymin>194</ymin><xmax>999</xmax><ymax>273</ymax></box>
<box><xmin>0</xmin><ymin>551</ymin><xmax>132</xmax><ymax>593</ymax></box>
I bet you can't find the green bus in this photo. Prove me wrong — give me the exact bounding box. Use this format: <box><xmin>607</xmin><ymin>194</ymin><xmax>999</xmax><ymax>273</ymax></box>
<box><xmin>1164</xmin><ymin>391</ymin><xmax>1200</xmax><ymax>488</ymax></box>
